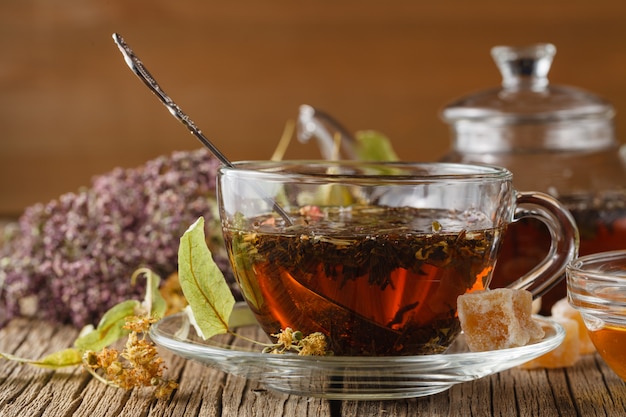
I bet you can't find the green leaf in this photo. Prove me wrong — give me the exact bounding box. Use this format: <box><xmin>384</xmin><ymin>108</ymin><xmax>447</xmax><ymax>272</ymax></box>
<box><xmin>354</xmin><ymin>130</ymin><xmax>399</xmax><ymax>161</ymax></box>
<box><xmin>229</xmin><ymin>213</ymin><xmax>264</xmax><ymax>311</ymax></box>
<box><xmin>314</xmin><ymin>184</ymin><xmax>355</xmax><ymax>206</ymax></box>
<box><xmin>74</xmin><ymin>299</ymin><xmax>140</xmax><ymax>352</ymax></box>
<box><xmin>35</xmin><ymin>348</ymin><xmax>84</xmax><ymax>368</ymax></box>
<box><xmin>178</xmin><ymin>217</ymin><xmax>235</xmax><ymax>340</ymax></box>
<box><xmin>131</xmin><ymin>267</ymin><xmax>167</xmax><ymax>319</ymax></box>
<box><xmin>227</xmin><ymin>304</ymin><xmax>258</xmax><ymax>328</ymax></box>
<box><xmin>0</xmin><ymin>348</ymin><xmax>82</xmax><ymax>369</ymax></box>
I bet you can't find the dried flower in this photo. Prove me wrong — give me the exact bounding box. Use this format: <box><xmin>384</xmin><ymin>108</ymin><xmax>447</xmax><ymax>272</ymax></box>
<box><xmin>159</xmin><ymin>272</ymin><xmax>188</xmax><ymax>316</ymax></box>
<box><xmin>297</xmin><ymin>332</ymin><xmax>329</xmax><ymax>356</ymax></box>
<box><xmin>83</xmin><ymin>315</ymin><xmax>178</xmax><ymax>399</ymax></box>
<box><xmin>266</xmin><ymin>328</ymin><xmax>330</xmax><ymax>356</ymax></box>
<box><xmin>0</xmin><ymin>148</ymin><xmax>239</xmax><ymax>328</ymax></box>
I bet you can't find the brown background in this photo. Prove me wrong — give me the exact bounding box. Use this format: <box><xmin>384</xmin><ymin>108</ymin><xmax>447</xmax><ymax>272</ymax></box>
<box><xmin>2</xmin><ymin>1</ymin><xmax>626</xmax><ymax>216</ymax></box>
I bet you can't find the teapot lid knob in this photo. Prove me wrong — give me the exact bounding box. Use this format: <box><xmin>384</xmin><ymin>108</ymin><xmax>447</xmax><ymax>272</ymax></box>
<box><xmin>491</xmin><ymin>43</ymin><xmax>556</xmax><ymax>91</ymax></box>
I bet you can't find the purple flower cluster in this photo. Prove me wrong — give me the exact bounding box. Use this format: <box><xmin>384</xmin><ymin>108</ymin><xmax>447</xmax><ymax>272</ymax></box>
<box><xmin>0</xmin><ymin>149</ymin><xmax>236</xmax><ymax>328</ymax></box>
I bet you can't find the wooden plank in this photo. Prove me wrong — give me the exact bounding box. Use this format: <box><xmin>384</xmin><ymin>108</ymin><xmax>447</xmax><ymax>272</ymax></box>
<box><xmin>0</xmin><ymin>320</ymin><xmax>88</xmax><ymax>417</ymax></box>
<box><xmin>511</xmin><ymin>369</ymin><xmax>561</xmax><ymax>417</ymax></box>
<box><xmin>149</xmin><ymin>357</ymin><xmax>226</xmax><ymax>417</ymax></box>
<box><xmin>3</xmin><ymin>318</ymin><xmax>626</xmax><ymax>416</ymax></box>
<box><xmin>566</xmin><ymin>354</ymin><xmax>626</xmax><ymax>417</ymax></box>
<box><xmin>217</xmin><ymin>325</ymin><xmax>331</xmax><ymax>417</ymax></box>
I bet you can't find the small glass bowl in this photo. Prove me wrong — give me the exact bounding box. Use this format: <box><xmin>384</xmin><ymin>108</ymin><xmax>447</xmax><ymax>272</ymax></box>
<box><xmin>567</xmin><ymin>250</ymin><xmax>626</xmax><ymax>380</ymax></box>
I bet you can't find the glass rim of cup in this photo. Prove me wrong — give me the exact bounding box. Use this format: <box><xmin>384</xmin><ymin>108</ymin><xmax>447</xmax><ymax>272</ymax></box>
<box><xmin>219</xmin><ymin>160</ymin><xmax>513</xmax><ymax>183</ymax></box>
<box><xmin>567</xmin><ymin>250</ymin><xmax>626</xmax><ymax>282</ymax></box>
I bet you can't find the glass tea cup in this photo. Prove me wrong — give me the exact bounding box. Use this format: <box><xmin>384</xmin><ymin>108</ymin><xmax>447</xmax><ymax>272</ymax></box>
<box><xmin>567</xmin><ymin>250</ymin><xmax>626</xmax><ymax>380</ymax></box>
<box><xmin>217</xmin><ymin>161</ymin><xmax>578</xmax><ymax>356</ymax></box>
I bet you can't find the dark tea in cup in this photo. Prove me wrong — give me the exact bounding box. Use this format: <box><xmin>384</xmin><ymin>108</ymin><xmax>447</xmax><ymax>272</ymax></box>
<box><xmin>224</xmin><ymin>206</ymin><xmax>503</xmax><ymax>355</ymax></box>
<box><xmin>217</xmin><ymin>162</ymin><xmax>578</xmax><ymax>356</ymax></box>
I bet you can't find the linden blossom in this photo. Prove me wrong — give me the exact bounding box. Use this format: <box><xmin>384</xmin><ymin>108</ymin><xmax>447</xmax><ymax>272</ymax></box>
<box><xmin>0</xmin><ymin>269</ymin><xmax>178</xmax><ymax>400</ymax></box>
<box><xmin>83</xmin><ymin>316</ymin><xmax>178</xmax><ymax>399</ymax></box>
<box><xmin>264</xmin><ymin>328</ymin><xmax>331</xmax><ymax>356</ymax></box>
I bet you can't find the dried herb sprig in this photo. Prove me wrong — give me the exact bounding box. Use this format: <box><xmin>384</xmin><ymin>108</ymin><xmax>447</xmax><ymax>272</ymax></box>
<box><xmin>0</xmin><ymin>269</ymin><xmax>178</xmax><ymax>400</ymax></box>
<box><xmin>263</xmin><ymin>328</ymin><xmax>330</xmax><ymax>356</ymax></box>
<box><xmin>83</xmin><ymin>316</ymin><xmax>178</xmax><ymax>399</ymax></box>
<box><xmin>0</xmin><ymin>148</ymin><xmax>235</xmax><ymax>329</ymax></box>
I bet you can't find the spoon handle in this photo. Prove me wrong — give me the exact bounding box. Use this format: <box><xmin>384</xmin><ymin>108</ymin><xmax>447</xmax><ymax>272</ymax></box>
<box><xmin>112</xmin><ymin>33</ymin><xmax>293</xmax><ymax>225</ymax></box>
<box><xmin>112</xmin><ymin>33</ymin><xmax>233</xmax><ymax>168</ymax></box>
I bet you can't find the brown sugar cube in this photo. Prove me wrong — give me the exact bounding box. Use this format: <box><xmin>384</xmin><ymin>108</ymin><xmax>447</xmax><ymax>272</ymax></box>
<box><xmin>520</xmin><ymin>316</ymin><xmax>581</xmax><ymax>369</ymax></box>
<box><xmin>551</xmin><ymin>297</ymin><xmax>596</xmax><ymax>355</ymax></box>
<box><xmin>458</xmin><ymin>288</ymin><xmax>545</xmax><ymax>352</ymax></box>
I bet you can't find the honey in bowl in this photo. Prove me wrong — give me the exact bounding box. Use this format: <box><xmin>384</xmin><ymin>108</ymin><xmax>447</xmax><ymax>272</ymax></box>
<box><xmin>587</xmin><ymin>324</ymin><xmax>626</xmax><ymax>380</ymax></box>
<box><xmin>224</xmin><ymin>206</ymin><xmax>502</xmax><ymax>356</ymax></box>
<box><xmin>567</xmin><ymin>250</ymin><xmax>626</xmax><ymax>381</ymax></box>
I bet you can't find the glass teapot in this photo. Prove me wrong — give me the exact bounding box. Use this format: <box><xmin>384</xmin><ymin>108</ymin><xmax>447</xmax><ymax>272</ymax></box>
<box><xmin>440</xmin><ymin>43</ymin><xmax>626</xmax><ymax>313</ymax></box>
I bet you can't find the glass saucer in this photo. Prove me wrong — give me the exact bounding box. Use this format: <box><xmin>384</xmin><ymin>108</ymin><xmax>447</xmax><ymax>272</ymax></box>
<box><xmin>150</xmin><ymin>303</ymin><xmax>565</xmax><ymax>400</ymax></box>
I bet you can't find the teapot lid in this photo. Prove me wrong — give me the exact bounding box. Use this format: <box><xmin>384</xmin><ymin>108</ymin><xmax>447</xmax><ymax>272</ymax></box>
<box><xmin>441</xmin><ymin>43</ymin><xmax>614</xmax><ymax>124</ymax></box>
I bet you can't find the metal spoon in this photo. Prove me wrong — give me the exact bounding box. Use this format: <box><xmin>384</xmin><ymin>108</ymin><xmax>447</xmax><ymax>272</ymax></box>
<box><xmin>112</xmin><ymin>33</ymin><xmax>293</xmax><ymax>225</ymax></box>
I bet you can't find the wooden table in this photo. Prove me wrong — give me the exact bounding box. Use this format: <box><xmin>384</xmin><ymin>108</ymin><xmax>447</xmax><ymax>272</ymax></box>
<box><xmin>1</xmin><ymin>317</ymin><xmax>625</xmax><ymax>417</ymax></box>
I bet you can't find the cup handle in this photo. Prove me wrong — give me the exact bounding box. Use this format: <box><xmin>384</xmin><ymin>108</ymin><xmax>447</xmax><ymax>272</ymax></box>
<box><xmin>505</xmin><ymin>191</ymin><xmax>580</xmax><ymax>299</ymax></box>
